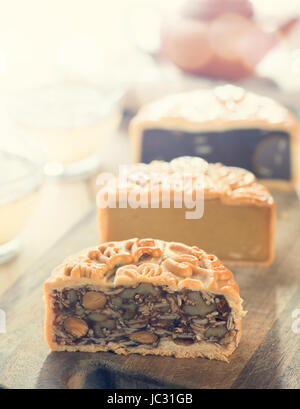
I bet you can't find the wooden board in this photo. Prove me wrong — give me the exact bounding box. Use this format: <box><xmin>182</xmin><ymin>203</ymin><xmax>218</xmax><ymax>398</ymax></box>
<box><xmin>0</xmin><ymin>191</ymin><xmax>299</xmax><ymax>389</ymax></box>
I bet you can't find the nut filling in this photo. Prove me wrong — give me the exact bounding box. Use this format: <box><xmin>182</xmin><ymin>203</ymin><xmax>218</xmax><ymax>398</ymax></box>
<box><xmin>51</xmin><ymin>284</ymin><xmax>237</xmax><ymax>348</ymax></box>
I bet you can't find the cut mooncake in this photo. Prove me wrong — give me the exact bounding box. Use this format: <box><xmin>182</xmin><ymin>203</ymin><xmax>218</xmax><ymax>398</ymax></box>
<box><xmin>44</xmin><ymin>238</ymin><xmax>245</xmax><ymax>361</ymax></box>
<box><xmin>130</xmin><ymin>84</ymin><xmax>299</xmax><ymax>189</ymax></box>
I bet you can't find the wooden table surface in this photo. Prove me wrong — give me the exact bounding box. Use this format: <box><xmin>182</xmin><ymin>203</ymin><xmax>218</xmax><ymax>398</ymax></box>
<box><xmin>0</xmin><ymin>186</ymin><xmax>299</xmax><ymax>388</ymax></box>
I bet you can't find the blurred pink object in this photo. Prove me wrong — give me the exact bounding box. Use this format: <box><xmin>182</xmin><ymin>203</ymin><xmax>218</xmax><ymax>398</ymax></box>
<box><xmin>160</xmin><ymin>0</ymin><xmax>294</xmax><ymax>81</ymax></box>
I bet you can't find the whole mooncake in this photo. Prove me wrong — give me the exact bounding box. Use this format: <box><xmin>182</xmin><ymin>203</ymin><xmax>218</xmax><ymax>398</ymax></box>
<box><xmin>98</xmin><ymin>156</ymin><xmax>275</xmax><ymax>266</ymax></box>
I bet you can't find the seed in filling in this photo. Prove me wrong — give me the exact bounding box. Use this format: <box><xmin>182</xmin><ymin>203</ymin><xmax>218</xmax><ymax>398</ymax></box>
<box><xmin>183</xmin><ymin>292</ymin><xmax>217</xmax><ymax>317</ymax></box>
<box><xmin>173</xmin><ymin>338</ymin><xmax>194</xmax><ymax>346</ymax></box>
<box><xmin>52</xmin><ymin>285</ymin><xmax>233</xmax><ymax>347</ymax></box>
<box><xmin>130</xmin><ymin>331</ymin><xmax>158</xmax><ymax>344</ymax></box>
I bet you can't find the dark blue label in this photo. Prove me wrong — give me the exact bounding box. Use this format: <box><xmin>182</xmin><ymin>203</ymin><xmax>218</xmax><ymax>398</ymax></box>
<box><xmin>141</xmin><ymin>128</ymin><xmax>291</xmax><ymax>180</ymax></box>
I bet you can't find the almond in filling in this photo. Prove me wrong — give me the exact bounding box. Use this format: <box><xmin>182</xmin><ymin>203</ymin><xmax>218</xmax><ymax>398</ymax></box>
<box><xmin>51</xmin><ymin>284</ymin><xmax>236</xmax><ymax>348</ymax></box>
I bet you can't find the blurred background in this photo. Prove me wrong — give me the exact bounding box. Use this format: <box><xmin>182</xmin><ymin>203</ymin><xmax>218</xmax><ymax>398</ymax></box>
<box><xmin>1</xmin><ymin>0</ymin><xmax>300</xmax><ymax>100</ymax></box>
<box><xmin>1</xmin><ymin>0</ymin><xmax>300</xmax><ymax>291</ymax></box>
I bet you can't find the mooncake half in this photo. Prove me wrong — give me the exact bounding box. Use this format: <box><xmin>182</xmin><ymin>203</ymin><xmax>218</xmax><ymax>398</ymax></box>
<box><xmin>44</xmin><ymin>238</ymin><xmax>245</xmax><ymax>361</ymax></box>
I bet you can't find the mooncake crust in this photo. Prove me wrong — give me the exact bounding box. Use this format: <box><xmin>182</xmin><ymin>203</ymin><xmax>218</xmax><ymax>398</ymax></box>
<box><xmin>131</xmin><ymin>84</ymin><xmax>297</xmax><ymax>134</ymax></box>
<box><xmin>97</xmin><ymin>156</ymin><xmax>275</xmax><ymax>207</ymax></box>
<box><xmin>45</xmin><ymin>238</ymin><xmax>240</xmax><ymax>301</ymax></box>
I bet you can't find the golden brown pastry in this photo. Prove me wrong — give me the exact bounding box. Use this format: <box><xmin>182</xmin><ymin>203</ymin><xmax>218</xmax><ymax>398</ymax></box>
<box><xmin>98</xmin><ymin>156</ymin><xmax>275</xmax><ymax>265</ymax></box>
<box><xmin>44</xmin><ymin>238</ymin><xmax>245</xmax><ymax>361</ymax></box>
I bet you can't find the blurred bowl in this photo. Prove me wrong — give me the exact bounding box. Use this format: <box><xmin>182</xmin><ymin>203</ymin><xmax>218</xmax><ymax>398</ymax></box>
<box><xmin>9</xmin><ymin>82</ymin><xmax>123</xmax><ymax>180</ymax></box>
<box><xmin>0</xmin><ymin>135</ymin><xmax>46</xmax><ymax>263</ymax></box>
